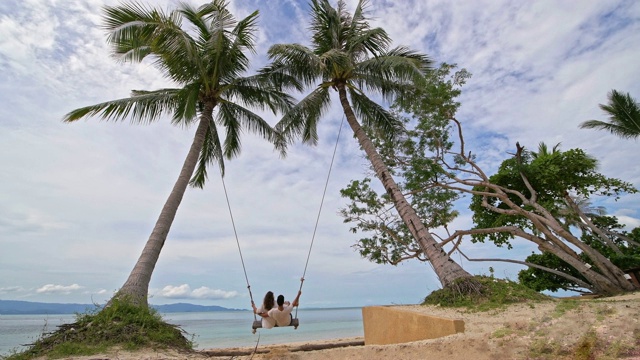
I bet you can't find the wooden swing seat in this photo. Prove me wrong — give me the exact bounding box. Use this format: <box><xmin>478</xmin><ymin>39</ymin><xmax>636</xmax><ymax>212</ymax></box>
<box><xmin>252</xmin><ymin>318</ymin><xmax>299</xmax><ymax>330</ymax></box>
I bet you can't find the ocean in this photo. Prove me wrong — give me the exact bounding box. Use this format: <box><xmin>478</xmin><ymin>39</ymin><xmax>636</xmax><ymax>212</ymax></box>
<box><xmin>0</xmin><ymin>307</ymin><xmax>363</xmax><ymax>356</ymax></box>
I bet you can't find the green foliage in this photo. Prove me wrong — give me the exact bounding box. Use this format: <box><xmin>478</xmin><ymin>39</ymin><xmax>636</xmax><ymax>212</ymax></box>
<box><xmin>268</xmin><ymin>0</ymin><xmax>431</xmax><ymax>146</ymax></box>
<box><xmin>65</xmin><ymin>0</ymin><xmax>293</xmax><ymax>183</ymax></box>
<box><xmin>6</xmin><ymin>299</ymin><xmax>192</xmax><ymax>359</ymax></box>
<box><xmin>573</xmin><ymin>330</ymin><xmax>598</xmax><ymax>360</ymax></box>
<box><xmin>518</xmin><ymin>252</ymin><xmax>586</xmax><ymax>293</ymax></box>
<box><xmin>471</xmin><ymin>146</ymin><xmax>637</xmax><ymax>248</ymax></box>
<box><xmin>339</xmin><ymin>63</ymin><xmax>468</xmax><ymax>265</ymax></box>
<box><xmin>422</xmin><ymin>275</ymin><xmax>550</xmax><ymax>311</ymax></box>
<box><xmin>580</xmin><ymin>89</ymin><xmax>640</xmax><ymax>139</ymax></box>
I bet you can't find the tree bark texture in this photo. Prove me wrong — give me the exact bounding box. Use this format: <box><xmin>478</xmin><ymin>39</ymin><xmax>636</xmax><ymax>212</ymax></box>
<box><xmin>114</xmin><ymin>114</ymin><xmax>212</xmax><ymax>306</ymax></box>
<box><xmin>336</xmin><ymin>84</ymin><xmax>472</xmax><ymax>287</ymax></box>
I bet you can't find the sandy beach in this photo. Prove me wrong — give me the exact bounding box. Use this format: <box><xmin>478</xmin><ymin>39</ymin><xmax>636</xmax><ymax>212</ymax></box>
<box><xmin>41</xmin><ymin>292</ymin><xmax>640</xmax><ymax>360</ymax></box>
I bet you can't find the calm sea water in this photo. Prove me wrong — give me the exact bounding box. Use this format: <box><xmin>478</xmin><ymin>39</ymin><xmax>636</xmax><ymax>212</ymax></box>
<box><xmin>0</xmin><ymin>308</ymin><xmax>363</xmax><ymax>356</ymax></box>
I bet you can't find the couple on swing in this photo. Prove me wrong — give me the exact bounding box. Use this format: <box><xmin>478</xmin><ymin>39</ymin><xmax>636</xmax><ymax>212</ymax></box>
<box><xmin>252</xmin><ymin>289</ymin><xmax>302</xmax><ymax>329</ymax></box>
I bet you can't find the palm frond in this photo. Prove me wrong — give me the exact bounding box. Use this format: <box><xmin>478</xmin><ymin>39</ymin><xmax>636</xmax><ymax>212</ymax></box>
<box><xmin>267</xmin><ymin>44</ymin><xmax>323</xmax><ymax>87</ymax></box>
<box><xmin>318</xmin><ymin>48</ymin><xmax>353</xmax><ymax>79</ymax></box>
<box><xmin>347</xmin><ymin>27</ymin><xmax>391</xmax><ymax>60</ymax></box>
<box><xmin>223</xmin><ymin>75</ymin><xmax>296</xmax><ymax>116</ymax></box>
<box><xmin>350</xmin><ymin>46</ymin><xmax>430</xmax><ymax>102</ymax></box>
<box><xmin>63</xmin><ymin>89</ymin><xmax>181</xmax><ymax>124</ymax></box>
<box><xmin>102</xmin><ymin>2</ymin><xmax>165</xmax><ymax>62</ymax></box>
<box><xmin>230</xmin><ymin>9</ymin><xmax>259</xmax><ymax>53</ymax></box>
<box><xmin>580</xmin><ymin>90</ymin><xmax>640</xmax><ymax>139</ymax></box>
<box><xmin>171</xmin><ymin>82</ymin><xmax>202</xmax><ymax>126</ymax></box>
<box><xmin>310</xmin><ymin>0</ymin><xmax>345</xmax><ymax>54</ymax></box>
<box><xmin>275</xmin><ymin>87</ymin><xmax>332</xmax><ymax>145</ymax></box>
<box><xmin>190</xmin><ymin>117</ymin><xmax>225</xmax><ymax>188</ymax></box>
<box><xmin>348</xmin><ymin>88</ymin><xmax>403</xmax><ymax>140</ymax></box>
<box><xmin>216</xmin><ymin>102</ymin><xmax>280</xmax><ymax>158</ymax></box>
<box><xmin>257</xmin><ymin>62</ymin><xmax>305</xmax><ymax>93</ymax></box>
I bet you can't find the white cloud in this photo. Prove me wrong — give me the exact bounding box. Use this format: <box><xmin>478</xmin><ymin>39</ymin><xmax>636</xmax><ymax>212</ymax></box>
<box><xmin>0</xmin><ymin>286</ymin><xmax>25</xmax><ymax>294</ymax></box>
<box><xmin>36</xmin><ymin>284</ymin><xmax>83</xmax><ymax>294</ymax></box>
<box><xmin>615</xmin><ymin>215</ymin><xmax>640</xmax><ymax>231</ymax></box>
<box><xmin>191</xmin><ymin>287</ymin><xmax>239</xmax><ymax>300</ymax></box>
<box><xmin>154</xmin><ymin>284</ymin><xmax>238</xmax><ymax>300</ymax></box>
<box><xmin>0</xmin><ymin>0</ymin><xmax>638</xmax><ymax>310</ymax></box>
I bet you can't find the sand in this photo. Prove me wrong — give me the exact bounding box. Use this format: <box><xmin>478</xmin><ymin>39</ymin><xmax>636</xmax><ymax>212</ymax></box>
<box><xmin>47</xmin><ymin>292</ymin><xmax>640</xmax><ymax>360</ymax></box>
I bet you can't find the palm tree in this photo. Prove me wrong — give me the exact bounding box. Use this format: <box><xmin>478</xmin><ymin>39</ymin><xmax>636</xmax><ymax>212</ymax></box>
<box><xmin>530</xmin><ymin>141</ymin><xmax>561</xmax><ymax>159</ymax></box>
<box><xmin>63</xmin><ymin>1</ymin><xmax>294</xmax><ymax>307</ymax></box>
<box><xmin>580</xmin><ymin>90</ymin><xmax>640</xmax><ymax>139</ymax></box>
<box><xmin>263</xmin><ymin>0</ymin><xmax>475</xmax><ymax>289</ymax></box>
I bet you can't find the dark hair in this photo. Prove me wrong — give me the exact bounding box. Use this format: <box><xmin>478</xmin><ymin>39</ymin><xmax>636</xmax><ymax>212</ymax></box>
<box><xmin>277</xmin><ymin>294</ymin><xmax>285</xmax><ymax>306</ymax></box>
<box><xmin>263</xmin><ymin>291</ymin><xmax>275</xmax><ymax>310</ymax></box>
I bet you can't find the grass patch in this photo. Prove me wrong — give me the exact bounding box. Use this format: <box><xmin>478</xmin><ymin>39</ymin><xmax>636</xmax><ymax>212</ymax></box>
<box><xmin>573</xmin><ymin>329</ymin><xmax>598</xmax><ymax>360</ymax></box>
<box><xmin>553</xmin><ymin>299</ymin><xmax>580</xmax><ymax>318</ymax></box>
<box><xmin>5</xmin><ymin>298</ymin><xmax>192</xmax><ymax>360</ymax></box>
<box><xmin>422</xmin><ymin>275</ymin><xmax>551</xmax><ymax>311</ymax></box>
<box><xmin>527</xmin><ymin>338</ymin><xmax>568</xmax><ymax>359</ymax></box>
<box><xmin>594</xmin><ymin>305</ymin><xmax>616</xmax><ymax>321</ymax></box>
<box><xmin>490</xmin><ymin>327</ymin><xmax>514</xmax><ymax>339</ymax></box>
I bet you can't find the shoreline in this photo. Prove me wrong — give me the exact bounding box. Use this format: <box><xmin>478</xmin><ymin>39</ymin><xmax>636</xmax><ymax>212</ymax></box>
<box><xmin>200</xmin><ymin>337</ymin><xmax>365</xmax><ymax>357</ymax></box>
<box><xmin>16</xmin><ymin>292</ymin><xmax>640</xmax><ymax>359</ymax></box>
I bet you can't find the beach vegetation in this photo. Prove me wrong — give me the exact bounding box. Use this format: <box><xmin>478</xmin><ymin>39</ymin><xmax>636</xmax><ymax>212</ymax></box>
<box><xmin>552</xmin><ymin>299</ymin><xmax>581</xmax><ymax>317</ymax></box>
<box><xmin>262</xmin><ymin>1</ymin><xmax>477</xmax><ymax>290</ymax></box>
<box><xmin>3</xmin><ymin>299</ymin><xmax>191</xmax><ymax>359</ymax></box>
<box><xmin>340</xmin><ymin>60</ymin><xmax>639</xmax><ymax>296</ymax></box>
<box><xmin>519</xmin><ymin>220</ymin><xmax>640</xmax><ymax>293</ymax></box>
<box><xmin>422</xmin><ymin>275</ymin><xmax>550</xmax><ymax>311</ymax></box>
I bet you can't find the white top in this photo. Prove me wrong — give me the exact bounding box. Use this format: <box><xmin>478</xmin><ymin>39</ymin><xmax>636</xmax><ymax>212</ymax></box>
<box><xmin>268</xmin><ymin>304</ymin><xmax>294</xmax><ymax>327</ymax></box>
<box><xmin>256</xmin><ymin>305</ymin><xmax>276</xmax><ymax>329</ymax></box>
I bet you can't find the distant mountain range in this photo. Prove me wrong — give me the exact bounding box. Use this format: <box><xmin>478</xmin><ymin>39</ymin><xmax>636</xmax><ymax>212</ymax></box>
<box><xmin>0</xmin><ymin>300</ymin><xmax>243</xmax><ymax>315</ymax></box>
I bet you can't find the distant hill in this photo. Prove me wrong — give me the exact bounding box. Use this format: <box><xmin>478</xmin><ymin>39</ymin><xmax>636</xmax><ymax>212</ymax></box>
<box><xmin>0</xmin><ymin>300</ymin><xmax>243</xmax><ymax>315</ymax></box>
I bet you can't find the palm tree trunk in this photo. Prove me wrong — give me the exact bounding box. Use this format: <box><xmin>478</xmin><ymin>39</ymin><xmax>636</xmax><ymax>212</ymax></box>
<box><xmin>113</xmin><ymin>114</ymin><xmax>211</xmax><ymax>306</ymax></box>
<box><xmin>335</xmin><ymin>84</ymin><xmax>473</xmax><ymax>288</ymax></box>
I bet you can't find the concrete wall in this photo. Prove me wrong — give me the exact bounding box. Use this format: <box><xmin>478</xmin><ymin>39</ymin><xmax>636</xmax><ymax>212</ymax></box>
<box><xmin>362</xmin><ymin>306</ymin><xmax>465</xmax><ymax>345</ymax></box>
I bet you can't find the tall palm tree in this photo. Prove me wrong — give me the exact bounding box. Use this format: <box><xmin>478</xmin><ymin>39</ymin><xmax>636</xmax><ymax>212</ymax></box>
<box><xmin>580</xmin><ymin>90</ymin><xmax>640</xmax><ymax>139</ymax></box>
<box><xmin>63</xmin><ymin>1</ymin><xmax>295</xmax><ymax>306</ymax></box>
<box><xmin>264</xmin><ymin>0</ymin><xmax>474</xmax><ymax>289</ymax></box>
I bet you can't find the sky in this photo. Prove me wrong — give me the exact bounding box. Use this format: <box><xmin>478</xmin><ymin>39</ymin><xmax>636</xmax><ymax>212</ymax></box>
<box><xmin>1</xmin><ymin>0</ymin><xmax>639</xmax><ymax>311</ymax></box>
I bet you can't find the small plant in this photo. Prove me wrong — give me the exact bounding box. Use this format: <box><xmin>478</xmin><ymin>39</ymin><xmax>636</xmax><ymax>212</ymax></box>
<box><xmin>553</xmin><ymin>299</ymin><xmax>580</xmax><ymax>317</ymax></box>
<box><xmin>573</xmin><ymin>330</ymin><xmax>598</xmax><ymax>360</ymax></box>
<box><xmin>5</xmin><ymin>298</ymin><xmax>192</xmax><ymax>359</ymax></box>
<box><xmin>422</xmin><ymin>275</ymin><xmax>551</xmax><ymax>311</ymax></box>
<box><xmin>490</xmin><ymin>327</ymin><xmax>513</xmax><ymax>339</ymax></box>
<box><xmin>528</xmin><ymin>338</ymin><xmax>563</xmax><ymax>359</ymax></box>
<box><xmin>594</xmin><ymin>305</ymin><xmax>616</xmax><ymax>321</ymax></box>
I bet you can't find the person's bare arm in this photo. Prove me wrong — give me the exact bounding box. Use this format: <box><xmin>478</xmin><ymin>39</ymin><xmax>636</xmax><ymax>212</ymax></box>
<box><xmin>292</xmin><ymin>290</ymin><xmax>302</xmax><ymax>307</ymax></box>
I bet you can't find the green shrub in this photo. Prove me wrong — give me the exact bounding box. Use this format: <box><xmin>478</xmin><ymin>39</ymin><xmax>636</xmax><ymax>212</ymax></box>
<box><xmin>422</xmin><ymin>275</ymin><xmax>551</xmax><ymax>311</ymax></box>
<box><xmin>5</xmin><ymin>298</ymin><xmax>192</xmax><ymax>359</ymax></box>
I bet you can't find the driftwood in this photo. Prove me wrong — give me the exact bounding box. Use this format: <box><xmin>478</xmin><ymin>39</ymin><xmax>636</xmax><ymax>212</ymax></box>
<box><xmin>201</xmin><ymin>339</ymin><xmax>365</xmax><ymax>356</ymax></box>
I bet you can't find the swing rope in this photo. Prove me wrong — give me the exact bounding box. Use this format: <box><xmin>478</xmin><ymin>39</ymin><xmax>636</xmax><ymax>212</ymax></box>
<box><xmin>223</xmin><ymin>114</ymin><xmax>345</xmax><ymax>327</ymax></box>
<box><xmin>220</xmin><ymin>174</ymin><xmax>257</xmax><ymax>321</ymax></box>
<box><xmin>295</xmin><ymin>115</ymin><xmax>344</xmax><ymax>319</ymax></box>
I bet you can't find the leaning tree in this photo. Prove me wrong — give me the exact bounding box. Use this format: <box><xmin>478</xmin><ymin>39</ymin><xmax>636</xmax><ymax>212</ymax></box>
<box><xmin>64</xmin><ymin>0</ymin><xmax>295</xmax><ymax>307</ymax></box>
<box><xmin>340</xmin><ymin>64</ymin><xmax>638</xmax><ymax>295</ymax></box>
<box><xmin>262</xmin><ymin>0</ymin><xmax>476</xmax><ymax>291</ymax></box>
